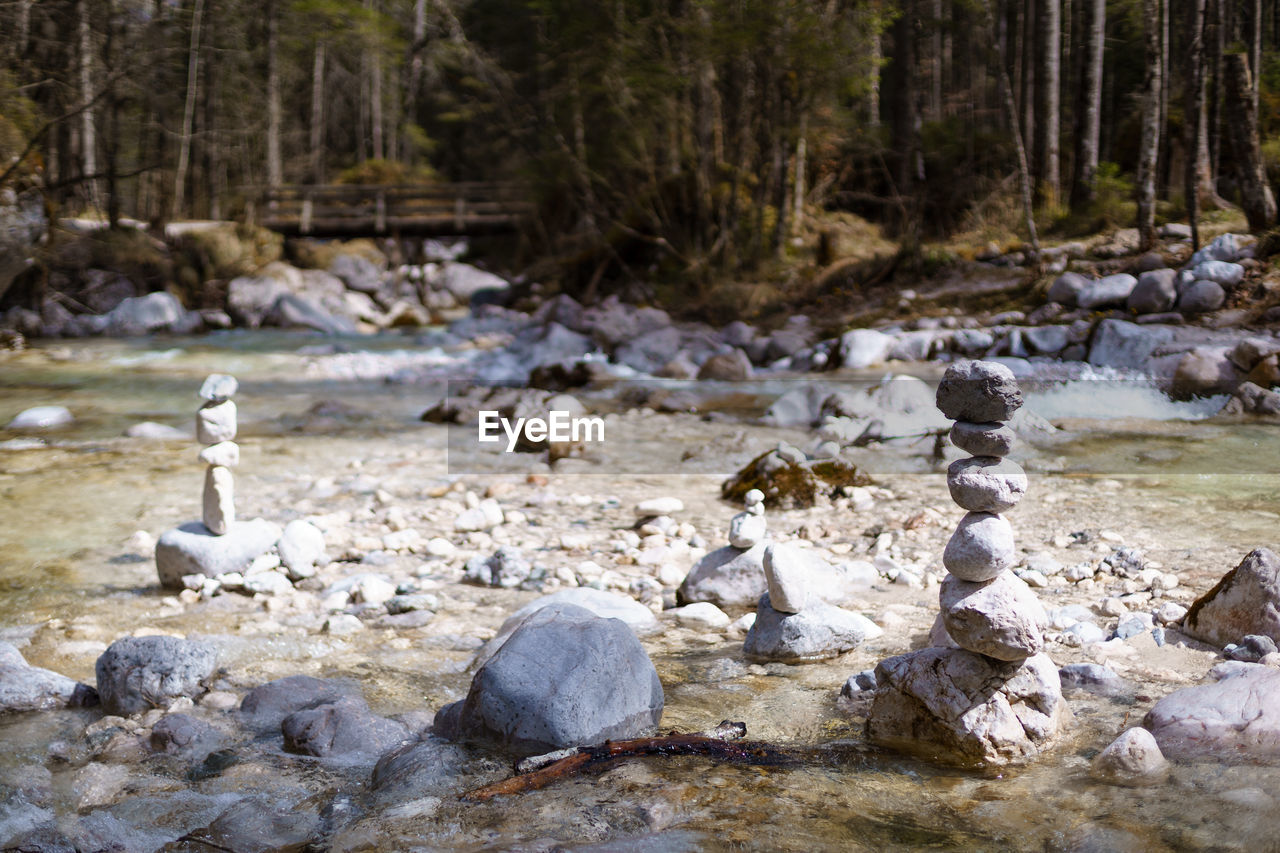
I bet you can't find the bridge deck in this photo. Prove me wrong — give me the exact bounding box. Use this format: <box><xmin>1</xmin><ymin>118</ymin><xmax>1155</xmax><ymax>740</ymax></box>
<box><xmin>251</xmin><ymin>183</ymin><xmax>532</xmax><ymax>237</ymax></box>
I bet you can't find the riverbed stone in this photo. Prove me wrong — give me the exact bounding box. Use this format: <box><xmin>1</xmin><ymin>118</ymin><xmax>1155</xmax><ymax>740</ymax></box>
<box><xmin>1190</xmin><ymin>260</ymin><xmax>1245</xmax><ymax>286</ymax></box>
<box><xmin>6</xmin><ymin>405</ymin><xmax>73</xmax><ymax>430</ymax></box>
<box><xmin>198</xmin><ymin>374</ymin><xmax>238</xmax><ymax>403</ymax></box>
<box><xmin>1179</xmin><ymin>280</ymin><xmax>1227</xmax><ymax>314</ymax></box>
<box><xmin>1127</xmin><ymin>269</ymin><xmax>1178</xmax><ymax>315</ymax></box>
<box><xmin>839</xmin><ymin>328</ymin><xmax>894</xmax><ymax>369</ymax></box>
<box><xmin>1143</xmin><ymin>666</ymin><xmax>1280</xmax><ymax>761</ymax></box>
<box><xmin>433</xmin><ymin>603</ymin><xmax>664</xmax><ymax>755</ymax></box>
<box><xmin>463</xmin><ymin>546</ymin><xmax>531</xmax><ymax>588</ymax></box>
<box><xmin>697</xmin><ymin>349</ymin><xmax>752</xmax><ymax>381</ymax></box>
<box><xmin>282</xmin><ymin>694</ymin><xmax>411</xmax><ymax>761</ymax></box>
<box><xmin>867</xmin><ymin>648</ymin><xmax>1069</xmax><ymax>766</ymax></box>
<box><xmin>198</xmin><ymin>440</ymin><xmax>239</xmax><ymax>468</ymax></box>
<box><xmin>946</xmin><ymin>456</ymin><xmax>1027</xmax><ymax>513</ymax></box>
<box><xmin>1023</xmin><ymin>325</ymin><xmax>1070</xmax><ymax>355</ymax></box>
<box><xmin>1077</xmin><ymin>273</ymin><xmax>1138</xmax><ymax>310</ymax></box>
<box><xmin>1047</xmin><ymin>272</ymin><xmax>1090</xmax><ymax>307</ymax></box>
<box><xmin>939</xmin><ymin>573</ymin><xmax>1046</xmax><ymax>661</ymax></box>
<box><xmin>277</xmin><ymin>519</ymin><xmax>327</xmax><ymax>579</ymax></box>
<box><xmin>949</xmin><ymin>421</ymin><xmax>1016</xmax><ymax>457</ymax></box>
<box><xmin>155</xmin><ymin>518</ymin><xmax>282</xmax><ymax>589</ymax></box>
<box><xmin>94</xmin><ymin>635</ymin><xmax>217</xmax><ymax>716</ymax></box>
<box><xmin>239</xmin><ymin>675</ymin><xmax>363</xmax><ymax>735</ymax></box>
<box><xmin>1183</xmin><ymin>548</ymin><xmax>1280</xmax><ymax>647</ymax></box>
<box><xmin>0</xmin><ymin>642</ymin><xmax>93</xmax><ymax>712</ymax></box>
<box><xmin>202</xmin><ymin>465</ymin><xmax>235</xmax><ymax>535</ymax></box>
<box><xmin>196</xmin><ymin>399</ymin><xmax>237</xmax><ymax>444</ymax></box>
<box><xmin>935</xmin><ymin>360</ymin><xmax>1023</xmax><ymax>423</ymax></box>
<box><xmin>149</xmin><ymin>713</ymin><xmax>222</xmax><ymax>759</ymax></box>
<box><xmin>678</xmin><ymin>543</ymin><xmax>767</xmax><ymax>608</ymax></box>
<box><xmin>942</xmin><ymin>512</ymin><xmax>1016</xmax><ymax>582</ymax></box>
<box><xmin>744</xmin><ymin>593</ymin><xmax>881</xmax><ymax>662</ymax></box>
<box><xmin>1091</xmin><ymin>727</ymin><xmax>1170</xmax><ymax>785</ymax></box>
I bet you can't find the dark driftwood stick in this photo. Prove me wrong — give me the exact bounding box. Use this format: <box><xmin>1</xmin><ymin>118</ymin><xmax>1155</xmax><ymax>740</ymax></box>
<box><xmin>460</xmin><ymin>721</ymin><xmax>796</xmax><ymax>802</ymax></box>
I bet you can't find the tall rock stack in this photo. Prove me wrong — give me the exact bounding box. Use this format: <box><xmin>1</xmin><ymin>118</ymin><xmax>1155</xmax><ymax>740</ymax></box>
<box><xmin>197</xmin><ymin>374</ymin><xmax>239</xmax><ymax>535</ymax></box>
<box><xmin>865</xmin><ymin>360</ymin><xmax>1069</xmax><ymax>766</ymax></box>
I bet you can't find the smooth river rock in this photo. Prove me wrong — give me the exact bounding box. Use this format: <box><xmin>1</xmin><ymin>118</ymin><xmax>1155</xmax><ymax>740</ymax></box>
<box><xmin>949</xmin><ymin>421</ymin><xmax>1016</xmax><ymax>457</ymax></box>
<box><xmin>763</xmin><ymin>542</ymin><xmax>817</xmax><ymax>613</ymax></box>
<box><xmin>198</xmin><ymin>374</ymin><xmax>238</xmax><ymax>403</ymax></box>
<box><xmin>196</xmin><ymin>399</ymin><xmax>237</xmax><ymax>444</ymax></box>
<box><xmin>95</xmin><ymin>635</ymin><xmax>217</xmax><ymax>716</ymax></box>
<box><xmin>867</xmin><ymin>648</ymin><xmax>1069</xmax><ymax>766</ymax></box>
<box><xmin>198</xmin><ymin>441</ymin><xmax>240</xmax><ymax>468</ymax></box>
<box><xmin>946</xmin><ymin>456</ymin><xmax>1027</xmax><ymax>513</ymax></box>
<box><xmin>277</xmin><ymin>519</ymin><xmax>327</xmax><ymax>579</ymax></box>
<box><xmin>281</xmin><ymin>695</ymin><xmax>411</xmax><ymax>761</ymax></box>
<box><xmin>1091</xmin><ymin>727</ymin><xmax>1170</xmax><ymax>785</ymax></box>
<box><xmin>1143</xmin><ymin>666</ymin><xmax>1280</xmax><ymax>761</ymax></box>
<box><xmin>239</xmin><ymin>675</ymin><xmax>363</xmax><ymax>735</ymax></box>
<box><xmin>942</xmin><ymin>512</ymin><xmax>1016</xmax><ymax>582</ymax></box>
<box><xmin>678</xmin><ymin>543</ymin><xmax>767</xmax><ymax>608</ymax></box>
<box><xmin>0</xmin><ymin>642</ymin><xmax>94</xmax><ymax>712</ymax></box>
<box><xmin>433</xmin><ymin>603</ymin><xmax>664</xmax><ymax>756</ymax></box>
<box><xmin>1183</xmin><ymin>548</ymin><xmax>1280</xmax><ymax>647</ymax></box>
<box><xmin>155</xmin><ymin>518</ymin><xmax>282</xmax><ymax>589</ymax></box>
<box><xmin>939</xmin><ymin>572</ymin><xmax>1046</xmax><ymax>661</ymax></box>
<box><xmin>743</xmin><ymin>593</ymin><xmax>881</xmax><ymax>662</ymax></box>
<box><xmin>6</xmin><ymin>405</ymin><xmax>73</xmax><ymax>430</ymax></box>
<box><xmin>935</xmin><ymin>360</ymin><xmax>1023</xmax><ymax>423</ymax></box>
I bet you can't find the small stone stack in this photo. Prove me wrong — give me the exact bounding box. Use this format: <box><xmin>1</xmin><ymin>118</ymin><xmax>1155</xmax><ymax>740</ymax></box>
<box><xmin>866</xmin><ymin>360</ymin><xmax>1069</xmax><ymax>766</ymax></box>
<box><xmin>196</xmin><ymin>374</ymin><xmax>239</xmax><ymax>535</ymax></box>
<box><xmin>677</xmin><ymin>490</ymin><xmax>770</xmax><ymax>608</ymax></box>
<box><xmin>728</xmin><ymin>489</ymin><xmax>767</xmax><ymax>549</ymax></box>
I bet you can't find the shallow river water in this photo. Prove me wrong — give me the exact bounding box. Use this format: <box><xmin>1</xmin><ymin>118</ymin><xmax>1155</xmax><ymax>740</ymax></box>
<box><xmin>3</xmin><ymin>332</ymin><xmax>1280</xmax><ymax>851</ymax></box>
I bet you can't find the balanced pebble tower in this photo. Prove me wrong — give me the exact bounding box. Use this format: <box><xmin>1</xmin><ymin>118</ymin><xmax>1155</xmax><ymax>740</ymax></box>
<box><xmin>865</xmin><ymin>360</ymin><xmax>1070</xmax><ymax>765</ymax></box>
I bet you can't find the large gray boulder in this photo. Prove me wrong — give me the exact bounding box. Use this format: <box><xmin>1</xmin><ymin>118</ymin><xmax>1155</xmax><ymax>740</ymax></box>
<box><xmin>440</xmin><ymin>263</ymin><xmax>509</xmax><ymax>303</ymax></box>
<box><xmin>1127</xmin><ymin>269</ymin><xmax>1178</xmax><ymax>315</ymax></box>
<box><xmin>238</xmin><ymin>675</ymin><xmax>363</xmax><ymax>735</ymax></box>
<box><xmin>95</xmin><ymin>635</ymin><xmax>217</xmax><ymax>715</ymax></box>
<box><xmin>226</xmin><ymin>262</ymin><xmax>300</xmax><ymax>328</ymax></box>
<box><xmin>867</xmin><ymin>648</ymin><xmax>1070</xmax><ymax>766</ymax></box>
<box><xmin>433</xmin><ymin>603</ymin><xmax>664</xmax><ymax>755</ymax></box>
<box><xmin>743</xmin><ymin>593</ymin><xmax>880</xmax><ymax>662</ymax></box>
<box><xmin>1087</xmin><ymin>319</ymin><xmax>1175</xmax><ymax>372</ymax></box>
<box><xmin>329</xmin><ymin>253</ymin><xmax>383</xmax><ymax>294</ymax></box>
<box><xmin>1178</xmin><ymin>280</ymin><xmax>1226</xmax><ymax>314</ymax></box>
<box><xmin>1183</xmin><ymin>548</ymin><xmax>1280</xmax><ymax>647</ymax></box>
<box><xmin>370</xmin><ymin>737</ymin><xmax>476</xmax><ymax>797</ymax></box>
<box><xmin>1143</xmin><ymin>666</ymin><xmax>1280</xmax><ymax>761</ymax></box>
<box><xmin>104</xmin><ymin>291</ymin><xmax>196</xmax><ymax>336</ymax></box>
<box><xmin>155</xmin><ymin>519</ymin><xmax>282</xmax><ymax>589</ymax></box>
<box><xmin>1046</xmin><ymin>272</ymin><xmax>1089</xmax><ymax>306</ymax></box>
<box><xmin>281</xmin><ymin>695</ymin><xmax>411</xmax><ymax>761</ymax></box>
<box><xmin>265</xmin><ymin>293</ymin><xmax>357</xmax><ymax>335</ymax></box>
<box><xmin>1076</xmin><ymin>273</ymin><xmax>1138</xmax><ymax>310</ymax></box>
<box><xmin>678</xmin><ymin>544</ymin><xmax>768</xmax><ymax>608</ymax></box>
<box><xmin>1170</xmin><ymin>347</ymin><xmax>1240</xmax><ymax>399</ymax></box>
<box><xmin>0</xmin><ymin>642</ymin><xmax>94</xmax><ymax>712</ymax></box>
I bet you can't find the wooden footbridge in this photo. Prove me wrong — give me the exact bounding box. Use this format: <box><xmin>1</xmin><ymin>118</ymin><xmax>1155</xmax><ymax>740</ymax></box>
<box><xmin>249</xmin><ymin>183</ymin><xmax>532</xmax><ymax>237</ymax></box>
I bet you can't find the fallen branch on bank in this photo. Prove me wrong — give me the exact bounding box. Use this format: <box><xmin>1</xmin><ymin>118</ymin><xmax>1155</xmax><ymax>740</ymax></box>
<box><xmin>460</xmin><ymin>720</ymin><xmax>798</xmax><ymax>802</ymax></box>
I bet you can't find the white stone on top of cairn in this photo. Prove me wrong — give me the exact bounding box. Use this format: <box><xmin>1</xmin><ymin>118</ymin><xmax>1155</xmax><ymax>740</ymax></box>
<box><xmin>728</xmin><ymin>489</ymin><xmax>768</xmax><ymax>549</ymax></box>
<box><xmin>202</xmin><ymin>465</ymin><xmax>235</xmax><ymax>535</ymax></box>
<box><xmin>198</xmin><ymin>374</ymin><xmax>238</xmax><ymax>404</ymax></box>
<box><xmin>197</xmin><ymin>400</ymin><xmax>237</xmax><ymax>445</ymax></box>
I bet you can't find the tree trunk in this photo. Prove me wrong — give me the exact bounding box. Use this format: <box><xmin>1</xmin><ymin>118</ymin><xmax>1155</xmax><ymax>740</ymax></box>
<box><xmin>173</xmin><ymin>0</ymin><xmax>204</xmax><ymax>219</ymax></box>
<box><xmin>405</xmin><ymin>0</ymin><xmax>426</xmax><ymax>159</ymax></box>
<box><xmin>1223</xmin><ymin>53</ymin><xmax>1277</xmax><ymax>229</ymax></box>
<box><xmin>986</xmin><ymin>0</ymin><xmax>1039</xmax><ymax>254</ymax></box>
<box><xmin>17</xmin><ymin>0</ymin><xmax>32</xmax><ymax>58</ymax></box>
<box><xmin>792</xmin><ymin>113</ymin><xmax>808</xmax><ymax>237</ymax></box>
<box><xmin>266</xmin><ymin>0</ymin><xmax>282</xmax><ymax>187</ymax></box>
<box><xmin>1136</xmin><ymin>0</ymin><xmax>1162</xmax><ymax>250</ymax></box>
<box><xmin>868</xmin><ymin>29</ymin><xmax>882</xmax><ymax>128</ymax></box>
<box><xmin>104</xmin><ymin>1</ymin><xmax>121</xmax><ymax>228</ymax></box>
<box><xmin>77</xmin><ymin>0</ymin><xmax>99</xmax><ymax>212</ymax></box>
<box><xmin>1205</xmin><ymin>0</ymin><xmax>1223</xmax><ymax>202</ymax></box>
<box><xmin>1070</xmin><ymin>0</ymin><xmax>1104</xmax><ymax>209</ymax></box>
<box><xmin>1248</xmin><ymin>0</ymin><xmax>1262</xmax><ymax>112</ymax></box>
<box><xmin>1158</xmin><ymin>0</ymin><xmax>1170</xmax><ymax>194</ymax></box>
<box><xmin>1035</xmin><ymin>0</ymin><xmax>1061</xmax><ymax>207</ymax></box>
<box><xmin>368</xmin><ymin>0</ymin><xmax>383</xmax><ymax>161</ymax></box>
<box><xmin>202</xmin><ymin>0</ymin><xmax>219</xmax><ymax>219</ymax></box>
<box><xmin>890</xmin><ymin>0</ymin><xmax>919</xmax><ymax>196</ymax></box>
<box><xmin>310</xmin><ymin>40</ymin><xmax>326</xmax><ymax>184</ymax></box>
<box><xmin>1187</xmin><ymin>0</ymin><xmax>1208</xmax><ymax>248</ymax></box>
<box><xmin>1021</xmin><ymin>0</ymin><xmax>1036</xmax><ymax>172</ymax></box>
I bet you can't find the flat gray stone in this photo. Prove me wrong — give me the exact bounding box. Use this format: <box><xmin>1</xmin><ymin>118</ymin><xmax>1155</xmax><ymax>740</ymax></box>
<box><xmin>943</xmin><ymin>512</ymin><xmax>1016</xmax><ymax>582</ymax></box>
<box><xmin>155</xmin><ymin>518</ymin><xmax>282</xmax><ymax>589</ymax></box>
<box><xmin>935</xmin><ymin>360</ymin><xmax>1023</xmax><ymax>423</ymax></box>
<box><xmin>678</xmin><ymin>543</ymin><xmax>767</xmax><ymax>608</ymax></box>
<box><xmin>239</xmin><ymin>675</ymin><xmax>363</xmax><ymax>735</ymax></box>
<box><xmin>939</xmin><ymin>572</ymin><xmax>1046</xmax><ymax>661</ymax></box>
<box><xmin>743</xmin><ymin>593</ymin><xmax>880</xmax><ymax>662</ymax></box>
<box><xmin>947</xmin><ymin>456</ymin><xmax>1027</xmax><ymax>513</ymax></box>
<box><xmin>95</xmin><ymin>635</ymin><xmax>217</xmax><ymax>716</ymax></box>
<box><xmin>282</xmin><ymin>695</ymin><xmax>411</xmax><ymax>761</ymax></box>
<box><xmin>949</xmin><ymin>421</ymin><xmax>1017</xmax><ymax>457</ymax></box>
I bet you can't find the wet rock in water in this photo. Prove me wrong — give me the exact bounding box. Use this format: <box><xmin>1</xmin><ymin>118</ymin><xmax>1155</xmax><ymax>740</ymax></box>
<box><xmin>946</xmin><ymin>456</ymin><xmax>1027</xmax><ymax>513</ymax></box>
<box><xmin>673</xmin><ymin>602</ymin><xmax>731</xmax><ymax>630</ymax></box>
<box><xmin>1076</xmin><ymin>273</ymin><xmax>1138</xmax><ymax>310</ymax></box>
<box><xmin>697</xmin><ymin>349</ymin><xmax>753</xmax><ymax>381</ymax></box>
<box><xmin>463</xmin><ymin>546</ymin><xmax>532</xmax><ymax>588</ymax></box>
<box><xmin>174</xmin><ymin>796</ymin><xmax>322</xmax><ymax>853</ymax></box>
<box><xmin>149</xmin><ymin>713</ymin><xmax>222</xmax><ymax>759</ymax></box>
<box><xmin>125</xmin><ymin>421</ymin><xmax>188</xmax><ymax>439</ymax></box>
<box><xmin>1091</xmin><ymin>727</ymin><xmax>1170</xmax><ymax>786</ymax></box>
<box><xmin>95</xmin><ymin>635</ymin><xmax>217</xmax><ymax>716</ymax></box>
<box><xmin>433</xmin><ymin>603</ymin><xmax>664</xmax><ymax>755</ymax></box>
<box><xmin>1225</xmin><ymin>634</ymin><xmax>1279</xmax><ymax>662</ymax></box>
<box><xmin>939</xmin><ymin>573</ymin><xmax>1046</xmax><ymax>661</ymax></box>
<box><xmin>155</xmin><ymin>519</ymin><xmax>282</xmax><ymax>589</ymax></box>
<box><xmin>6</xmin><ymin>405</ymin><xmax>73</xmax><ymax>430</ymax></box>
<box><xmin>239</xmin><ymin>675</ymin><xmax>363</xmax><ymax>735</ymax></box>
<box><xmin>866</xmin><ymin>648</ymin><xmax>1069</xmax><ymax>766</ymax></box>
<box><xmin>0</xmin><ymin>642</ymin><xmax>94</xmax><ymax>712</ymax></box>
<box><xmin>1170</xmin><ymin>347</ymin><xmax>1240</xmax><ymax>400</ymax></box>
<box><xmin>1221</xmin><ymin>381</ymin><xmax>1280</xmax><ymax>416</ymax></box>
<box><xmin>1183</xmin><ymin>548</ymin><xmax>1280</xmax><ymax>647</ymax></box>
<box><xmin>196</xmin><ymin>399</ymin><xmax>237</xmax><ymax>445</ymax></box>
<box><xmin>370</xmin><ymin>736</ymin><xmax>477</xmax><ymax>796</ymax></box>
<box><xmin>472</xmin><ymin>587</ymin><xmax>658</xmax><ymax>670</ymax></box>
<box><xmin>942</xmin><ymin>512</ymin><xmax>1016</xmax><ymax>582</ymax></box>
<box><xmin>282</xmin><ymin>695</ymin><xmax>411</xmax><ymax>761</ymax></box>
<box><xmin>743</xmin><ymin>593</ymin><xmax>881</xmax><ymax>663</ymax></box>
<box><xmin>841</xmin><ymin>670</ymin><xmax>879</xmax><ymax>697</ymax></box>
<box><xmin>1127</xmin><ymin>268</ymin><xmax>1178</xmax><ymax>315</ymax></box>
<box><xmin>677</xmin><ymin>544</ymin><xmax>767</xmax><ymax>608</ymax></box>
<box><xmin>949</xmin><ymin>421</ymin><xmax>1016</xmax><ymax>457</ymax></box>
<box><xmin>1143</xmin><ymin>666</ymin><xmax>1280</xmax><ymax>761</ymax></box>
<box><xmin>277</xmin><ymin>519</ymin><xmax>327</xmax><ymax>580</ymax></box>
<box><xmin>721</xmin><ymin>448</ymin><xmax>871</xmax><ymax>510</ymax></box>
<box><xmin>1058</xmin><ymin>662</ymin><xmax>1127</xmax><ymax>696</ymax></box>
<box><xmin>935</xmin><ymin>360</ymin><xmax>1023</xmax><ymax>423</ymax></box>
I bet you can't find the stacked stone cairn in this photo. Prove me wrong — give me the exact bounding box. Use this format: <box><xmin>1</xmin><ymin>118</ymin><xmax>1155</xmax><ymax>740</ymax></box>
<box><xmin>866</xmin><ymin>360</ymin><xmax>1070</xmax><ymax>766</ymax></box>
<box><xmin>677</xmin><ymin>490</ymin><xmax>770</xmax><ymax>608</ymax></box>
<box><xmin>197</xmin><ymin>374</ymin><xmax>239</xmax><ymax>535</ymax></box>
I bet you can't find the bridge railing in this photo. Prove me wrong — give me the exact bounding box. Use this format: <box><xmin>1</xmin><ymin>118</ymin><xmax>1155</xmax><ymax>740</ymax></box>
<box><xmin>248</xmin><ymin>182</ymin><xmax>532</xmax><ymax>236</ymax></box>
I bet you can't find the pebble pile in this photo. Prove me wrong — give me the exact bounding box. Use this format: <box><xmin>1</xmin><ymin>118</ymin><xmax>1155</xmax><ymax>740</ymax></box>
<box><xmin>196</xmin><ymin>374</ymin><xmax>239</xmax><ymax>535</ymax></box>
<box><xmin>866</xmin><ymin>360</ymin><xmax>1069</xmax><ymax>765</ymax></box>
